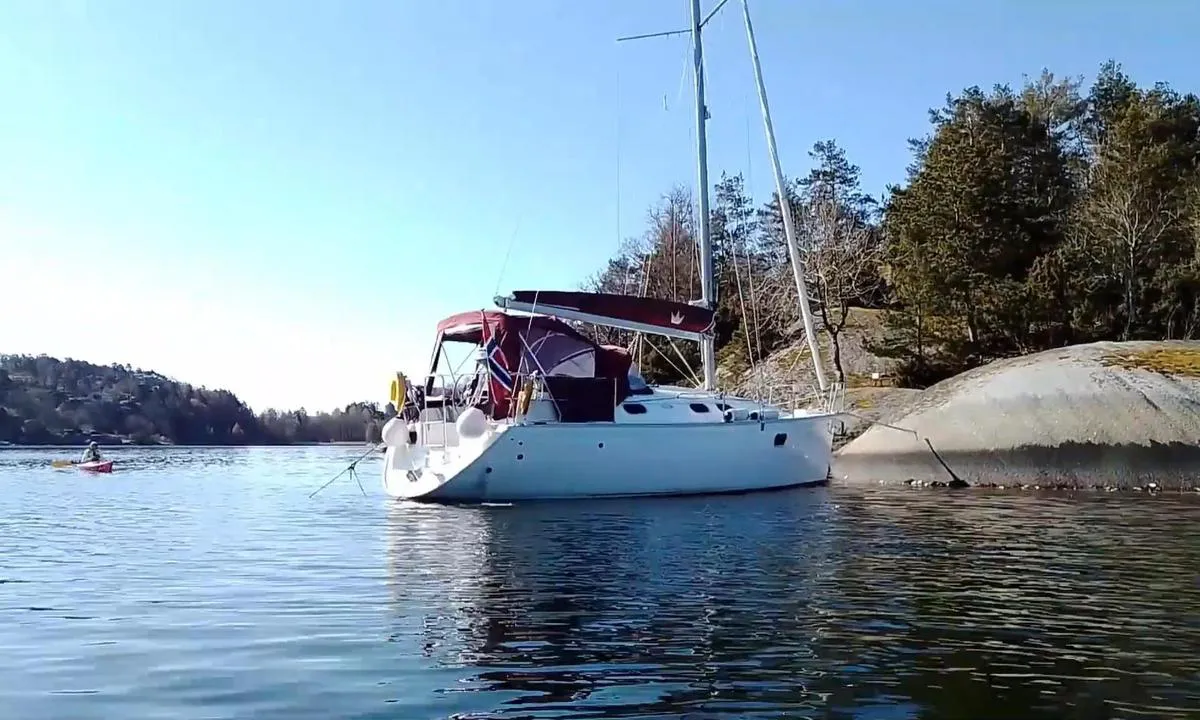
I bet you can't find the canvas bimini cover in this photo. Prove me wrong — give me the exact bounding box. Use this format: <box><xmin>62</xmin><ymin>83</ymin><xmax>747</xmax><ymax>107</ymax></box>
<box><xmin>432</xmin><ymin>309</ymin><xmax>633</xmax><ymax>420</ymax></box>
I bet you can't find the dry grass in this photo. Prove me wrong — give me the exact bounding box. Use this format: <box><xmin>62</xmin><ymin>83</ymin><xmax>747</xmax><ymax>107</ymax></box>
<box><xmin>1102</xmin><ymin>347</ymin><xmax>1200</xmax><ymax>377</ymax></box>
<box><xmin>844</xmin><ymin>386</ymin><xmax>911</xmax><ymax>410</ymax></box>
<box><xmin>843</xmin><ymin>372</ymin><xmax>880</xmax><ymax>389</ymax></box>
<box><xmin>851</xmin><ymin>392</ymin><xmax>876</xmax><ymax>409</ymax></box>
<box><xmin>844</xmin><ymin>373</ymin><xmax>870</xmax><ymax>389</ymax></box>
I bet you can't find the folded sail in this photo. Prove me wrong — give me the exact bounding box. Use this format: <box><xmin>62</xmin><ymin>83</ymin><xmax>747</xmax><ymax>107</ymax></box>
<box><xmin>495</xmin><ymin>291</ymin><xmax>715</xmax><ymax>341</ymax></box>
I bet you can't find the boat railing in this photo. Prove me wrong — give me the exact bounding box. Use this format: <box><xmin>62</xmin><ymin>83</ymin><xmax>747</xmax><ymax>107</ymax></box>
<box><xmin>406</xmin><ymin>371</ymin><xmax>543</xmax><ymax>449</ymax></box>
<box><xmin>405</xmin><ymin>372</ymin><xmax>483</xmax><ymax>449</ymax></box>
<box><xmin>742</xmin><ymin>383</ymin><xmax>816</xmax><ymax>411</ymax></box>
<box><xmin>739</xmin><ymin>381</ymin><xmax>845</xmax><ymax>416</ymax></box>
<box><xmin>822</xmin><ymin>382</ymin><xmax>846</xmax><ymax>415</ymax></box>
<box><xmin>403</xmin><ymin>372</ymin><xmax>847</xmax><ymax>447</ymax></box>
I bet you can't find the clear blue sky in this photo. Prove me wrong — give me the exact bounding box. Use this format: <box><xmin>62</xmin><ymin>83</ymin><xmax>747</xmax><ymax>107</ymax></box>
<box><xmin>1</xmin><ymin>0</ymin><xmax>1195</xmax><ymax>412</ymax></box>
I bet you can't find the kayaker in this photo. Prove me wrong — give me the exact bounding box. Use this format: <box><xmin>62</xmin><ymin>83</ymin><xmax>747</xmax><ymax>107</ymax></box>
<box><xmin>81</xmin><ymin>441</ymin><xmax>102</xmax><ymax>463</ymax></box>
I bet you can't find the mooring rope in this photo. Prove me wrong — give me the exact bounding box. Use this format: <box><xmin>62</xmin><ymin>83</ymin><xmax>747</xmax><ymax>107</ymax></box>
<box><xmin>835</xmin><ymin>410</ymin><xmax>966</xmax><ymax>486</ymax></box>
<box><xmin>309</xmin><ymin>442</ymin><xmax>381</xmax><ymax>499</ymax></box>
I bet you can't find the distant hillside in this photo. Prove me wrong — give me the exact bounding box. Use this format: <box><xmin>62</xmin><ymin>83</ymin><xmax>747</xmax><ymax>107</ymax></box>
<box><xmin>0</xmin><ymin>354</ymin><xmax>392</xmax><ymax>446</ymax></box>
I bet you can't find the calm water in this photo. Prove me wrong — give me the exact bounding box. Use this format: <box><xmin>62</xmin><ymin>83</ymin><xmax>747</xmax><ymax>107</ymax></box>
<box><xmin>1</xmin><ymin>447</ymin><xmax>1198</xmax><ymax>719</ymax></box>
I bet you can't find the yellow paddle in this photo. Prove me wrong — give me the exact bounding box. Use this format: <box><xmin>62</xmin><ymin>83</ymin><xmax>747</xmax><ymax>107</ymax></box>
<box><xmin>51</xmin><ymin>459</ymin><xmax>77</xmax><ymax>468</ymax></box>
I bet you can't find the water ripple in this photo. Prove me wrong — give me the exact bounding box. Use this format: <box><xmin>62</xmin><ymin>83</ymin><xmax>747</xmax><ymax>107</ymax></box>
<box><xmin>0</xmin><ymin>447</ymin><xmax>1198</xmax><ymax>719</ymax></box>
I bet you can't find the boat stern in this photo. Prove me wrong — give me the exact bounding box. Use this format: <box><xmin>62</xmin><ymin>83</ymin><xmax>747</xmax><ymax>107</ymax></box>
<box><xmin>379</xmin><ymin>408</ymin><xmax>505</xmax><ymax>500</ymax></box>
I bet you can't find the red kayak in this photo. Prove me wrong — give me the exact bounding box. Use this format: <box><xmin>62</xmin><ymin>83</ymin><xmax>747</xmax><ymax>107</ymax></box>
<box><xmin>78</xmin><ymin>460</ymin><xmax>114</xmax><ymax>473</ymax></box>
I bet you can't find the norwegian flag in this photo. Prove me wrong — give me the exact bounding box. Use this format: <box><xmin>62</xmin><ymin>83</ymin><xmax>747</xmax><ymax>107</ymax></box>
<box><xmin>479</xmin><ymin>313</ymin><xmax>514</xmax><ymax>394</ymax></box>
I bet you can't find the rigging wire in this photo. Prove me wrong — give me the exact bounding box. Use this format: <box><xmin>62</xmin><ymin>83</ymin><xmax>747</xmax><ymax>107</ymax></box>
<box><xmin>615</xmin><ymin>59</ymin><xmax>622</xmax><ymax>257</ymax></box>
<box><xmin>671</xmin><ymin>25</ymin><xmax>692</xmax><ymax>111</ymax></box>
<box><xmin>492</xmin><ymin>219</ymin><xmax>522</xmax><ymax>300</ymax></box>
<box><xmin>730</xmin><ymin>216</ymin><xmax>756</xmax><ymax>375</ymax></box>
<box><xmin>743</xmin><ymin>87</ymin><xmax>765</xmax><ymax>363</ymax></box>
<box><xmin>645</xmin><ymin>334</ymin><xmax>702</xmax><ymax>387</ymax></box>
<box><xmin>667</xmin><ymin>335</ymin><xmax>705</xmax><ymax>387</ymax></box>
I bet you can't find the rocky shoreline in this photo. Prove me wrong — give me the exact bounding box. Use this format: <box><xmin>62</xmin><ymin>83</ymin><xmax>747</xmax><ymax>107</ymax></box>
<box><xmin>833</xmin><ymin>340</ymin><xmax>1200</xmax><ymax>491</ymax></box>
<box><xmin>897</xmin><ymin>477</ymin><xmax>1197</xmax><ymax>492</ymax></box>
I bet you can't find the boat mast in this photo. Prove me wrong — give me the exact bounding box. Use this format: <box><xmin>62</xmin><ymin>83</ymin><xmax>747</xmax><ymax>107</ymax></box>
<box><xmin>618</xmin><ymin>2</ymin><xmax>723</xmax><ymax>391</ymax></box>
<box><xmin>689</xmin><ymin>0</ymin><xmax>718</xmax><ymax>391</ymax></box>
<box><xmin>739</xmin><ymin>0</ymin><xmax>828</xmax><ymax>393</ymax></box>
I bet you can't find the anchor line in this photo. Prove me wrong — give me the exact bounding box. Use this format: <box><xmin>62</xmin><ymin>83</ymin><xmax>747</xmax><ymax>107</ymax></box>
<box><xmin>309</xmin><ymin>442</ymin><xmax>381</xmax><ymax>499</ymax></box>
<box><xmin>835</xmin><ymin>410</ymin><xmax>967</xmax><ymax>486</ymax></box>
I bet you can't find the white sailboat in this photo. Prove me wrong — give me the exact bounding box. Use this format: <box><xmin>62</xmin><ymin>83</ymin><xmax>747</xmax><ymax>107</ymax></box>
<box><xmin>379</xmin><ymin>0</ymin><xmax>842</xmax><ymax>502</ymax></box>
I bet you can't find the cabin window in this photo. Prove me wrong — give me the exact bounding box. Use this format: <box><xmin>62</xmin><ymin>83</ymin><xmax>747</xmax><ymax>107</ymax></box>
<box><xmin>622</xmin><ymin>403</ymin><xmax>647</xmax><ymax>414</ymax></box>
<box><xmin>689</xmin><ymin>403</ymin><xmax>710</xmax><ymax>413</ymax></box>
<box><xmin>774</xmin><ymin>433</ymin><xmax>787</xmax><ymax>447</ymax></box>
<box><xmin>519</xmin><ymin>327</ymin><xmax>596</xmax><ymax>378</ymax></box>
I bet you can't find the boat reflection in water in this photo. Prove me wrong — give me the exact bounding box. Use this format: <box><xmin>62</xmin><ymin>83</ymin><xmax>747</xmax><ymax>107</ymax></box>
<box><xmin>383</xmin><ymin>489</ymin><xmax>1200</xmax><ymax>718</ymax></box>
<box><xmin>384</xmin><ymin>490</ymin><xmax>844</xmax><ymax>715</ymax></box>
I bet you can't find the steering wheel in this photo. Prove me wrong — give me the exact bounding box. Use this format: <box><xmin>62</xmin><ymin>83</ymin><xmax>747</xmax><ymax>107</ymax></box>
<box><xmin>452</xmin><ymin>373</ymin><xmax>480</xmax><ymax>405</ymax></box>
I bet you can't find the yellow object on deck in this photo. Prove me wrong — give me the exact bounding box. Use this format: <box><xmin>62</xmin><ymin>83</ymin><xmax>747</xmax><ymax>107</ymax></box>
<box><xmin>516</xmin><ymin>377</ymin><xmax>534</xmax><ymax>416</ymax></box>
<box><xmin>389</xmin><ymin>372</ymin><xmax>407</xmax><ymax>409</ymax></box>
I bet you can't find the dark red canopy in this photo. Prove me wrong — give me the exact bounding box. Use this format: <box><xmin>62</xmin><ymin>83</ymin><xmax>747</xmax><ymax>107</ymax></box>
<box><xmin>434</xmin><ymin>310</ymin><xmax>576</xmax><ymax>343</ymax></box>
<box><xmin>430</xmin><ymin>309</ymin><xmax>632</xmax><ymax>419</ymax></box>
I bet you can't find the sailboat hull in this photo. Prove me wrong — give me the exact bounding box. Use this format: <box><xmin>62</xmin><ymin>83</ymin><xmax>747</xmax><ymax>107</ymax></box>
<box><xmin>383</xmin><ymin>413</ymin><xmax>834</xmax><ymax>502</ymax></box>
